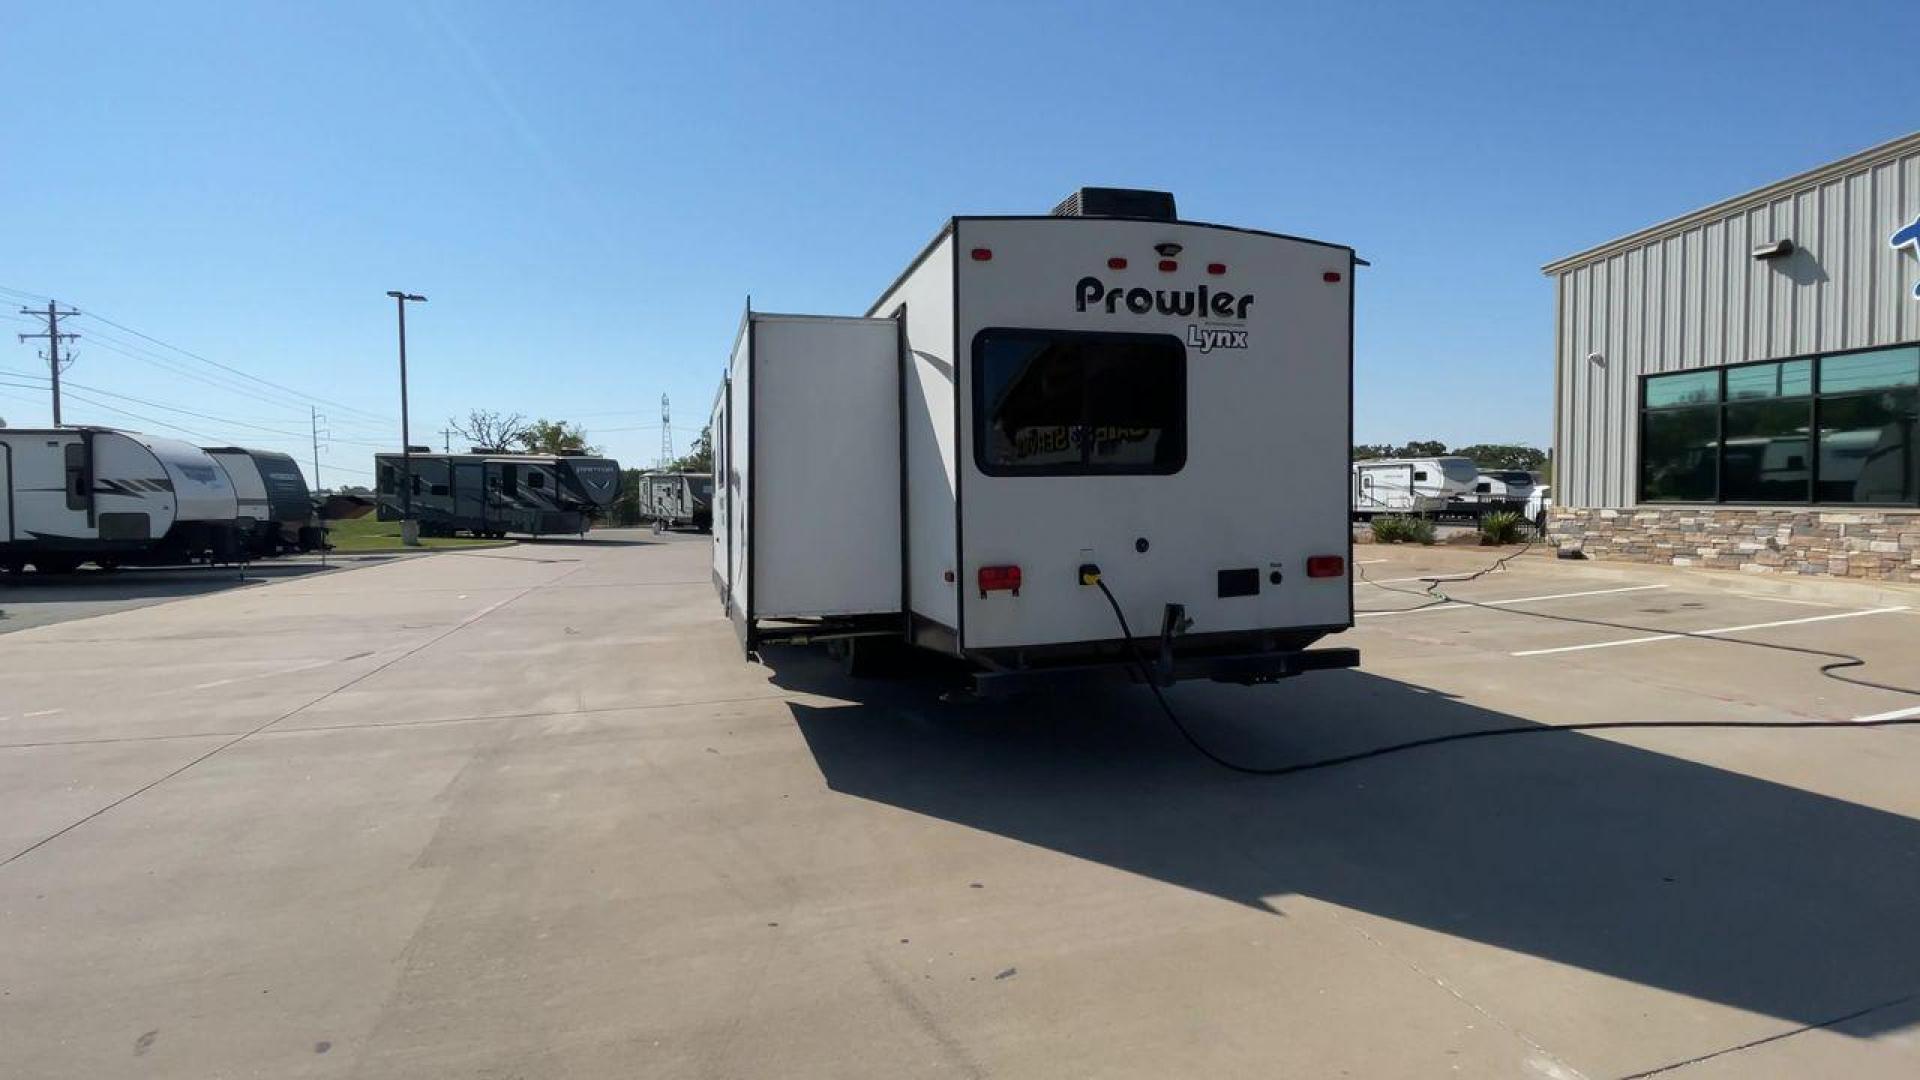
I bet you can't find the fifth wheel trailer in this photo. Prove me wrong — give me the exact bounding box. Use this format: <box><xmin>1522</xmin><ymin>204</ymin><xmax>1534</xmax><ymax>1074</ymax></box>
<box><xmin>0</xmin><ymin>426</ymin><xmax>243</xmax><ymax>572</ymax></box>
<box><xmin>1351</xmin><ymin>456</ymin><xmax>1478</xmax><ymax>517</ymax></box>
<box><xmin>712</xmin><ymin>187</ymin><xmax>1359</xmax><ymax>693</ymax></box>
<box><xmin>374</xmin><ymin>450</ymin><xmax>622</xmax><ymax>537</ymax></box>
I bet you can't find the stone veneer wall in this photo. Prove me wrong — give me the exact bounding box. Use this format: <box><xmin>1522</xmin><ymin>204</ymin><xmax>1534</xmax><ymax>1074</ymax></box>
<box><xmin>1548</xmin><ymin>507</ymin><xmax>1920</xmax><ymax>582</ymax></box>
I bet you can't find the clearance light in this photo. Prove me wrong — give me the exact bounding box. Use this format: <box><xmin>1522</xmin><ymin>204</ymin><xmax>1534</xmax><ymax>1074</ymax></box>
<box><xmin>1306</xmin><ymin>555</ymin><xmax>1345</xmax><ymax>578</ymax></box>
<box><xmin>1108</xmin><ymin>257</ymin><xmax>1128</xmax><ymax>269</ymax></box>
<box><xmin>1157</xmin><ymin>259</ymin><xmax>1178</xmax><ymax>272</ymax></box>
<box><xmin>971</xmin><ymin>248</ymin><xmax>993</xmax><ymax>261</ymax></box>
<box><xmin>1323</xmin><ymin>271</ymin><xmax>1342</xmax><ymax>283</ymax></box>
<box><xmin>978</xmin><ymin>565</ymin><xmax>1022</xmax><ymax>597</ymax></box>
<box><xmin>1207</xmin><ymin>262</ymin><xmax>1227</xmax><ymax>275</ymax></box>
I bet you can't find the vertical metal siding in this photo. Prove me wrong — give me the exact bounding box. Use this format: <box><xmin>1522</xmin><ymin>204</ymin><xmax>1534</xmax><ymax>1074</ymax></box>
<box><xmin>1553</xmin><ymin>143</ymin><xmax>1920</xmax><ymax>507</ymax></box>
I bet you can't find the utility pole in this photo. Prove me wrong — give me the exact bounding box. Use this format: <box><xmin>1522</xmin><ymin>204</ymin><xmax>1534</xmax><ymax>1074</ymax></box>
<box><xmin>17</xmin><ymin>302</ymin><xmax>79</xmax><ymax>426</ymax></box>
<box><xmin>660</xmin><ymin>393</ymin><xmax>673</xmax><ymax>468</ymax></box>
<box><xmin>441</xmin><ymin>427</ymin><xmax>454</xmax><ymax>452</ymax></box>
<box><xmin>310</xmin><ymin>407</ymin><xmax>325</xmax><ymax>493</ymax></box>
<box><xmin>386</xmin><ymin>291</ymin><xmax>427</xmax><ymax>546</ymax></box>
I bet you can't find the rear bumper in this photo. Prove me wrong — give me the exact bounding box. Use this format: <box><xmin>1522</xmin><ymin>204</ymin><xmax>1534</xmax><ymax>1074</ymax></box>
<box><xmin>970</xmin><ymin>645</ymin><xmax>1359</xmax><ymax>699</ymax></box>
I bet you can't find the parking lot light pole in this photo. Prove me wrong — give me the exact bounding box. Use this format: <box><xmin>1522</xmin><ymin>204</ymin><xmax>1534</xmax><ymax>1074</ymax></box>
<box><xmin>387</xmin><ymin>291</ymin><xmax>428</xmax><ymax>546</ymax></box>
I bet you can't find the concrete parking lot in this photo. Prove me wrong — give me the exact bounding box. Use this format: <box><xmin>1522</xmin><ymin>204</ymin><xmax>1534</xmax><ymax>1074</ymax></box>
<box><xmin>4</xmin><ymin>531</ymin><xmax>1920</xmax><ymax>1078</ymax></box>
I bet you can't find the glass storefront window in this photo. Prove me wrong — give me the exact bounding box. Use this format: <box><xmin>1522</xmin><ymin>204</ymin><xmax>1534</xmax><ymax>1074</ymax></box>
<box><xmin>1818</xmin><ymin>347</ymin><xmax>1919</xmax><ymax>394</ymax></box>
<box><xmin>1721</xmin><ymin>399</ymin><xmax>1810</xmax><ymax>501</ymax></box>
<box><xmin>1726</xmin><ymin>359</ymin><xmax>1812</xmax><ymax>401</ymax></box>
<box><xmin>1640</xmin><ymin>406</ymin><xmax>1719</xmax><ymax>502</ymax></box>
<box><xmin>1644</xmin><ymin>370</ymin><xmax>1721</xmax><ymax>408</ymax></box>
<box><xmin>1814</xmin><ymin>388</ymin><xmax>1918</xmax><ymax>504</ymax></box>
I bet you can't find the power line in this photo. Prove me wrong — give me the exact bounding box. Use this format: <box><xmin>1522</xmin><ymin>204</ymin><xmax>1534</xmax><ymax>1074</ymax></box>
<box><xmin>0</xmin><ymin>367</ymin><xmax>305</xmax><ymax>437</ymax></box>
<box><xmin>0</xmin><ymin>283</ymin><xmax>394</xmax><ymax>423</ymax></box>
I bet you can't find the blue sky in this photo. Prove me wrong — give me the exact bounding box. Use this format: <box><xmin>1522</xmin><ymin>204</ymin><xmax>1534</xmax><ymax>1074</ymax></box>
<box><xmin>3</xmin><ymin>1</ymin><xmax>1917</xmax><ymax>485</ymax></box>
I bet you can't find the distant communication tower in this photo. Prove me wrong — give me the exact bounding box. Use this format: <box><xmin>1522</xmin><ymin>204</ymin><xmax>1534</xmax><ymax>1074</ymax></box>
<box><xmin>659</xmin><ymin>393</ymin><xmax>674</xmax><ymax>467</ymax></box>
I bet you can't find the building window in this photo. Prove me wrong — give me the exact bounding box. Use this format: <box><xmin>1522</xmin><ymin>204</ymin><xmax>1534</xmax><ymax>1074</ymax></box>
<box><xmin>1638</xmin><ymin>346</ymin><xmax>1919</xmax><ymax>506</ymax></box>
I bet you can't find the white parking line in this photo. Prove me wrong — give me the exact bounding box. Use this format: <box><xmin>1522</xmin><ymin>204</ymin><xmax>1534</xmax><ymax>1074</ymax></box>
<box><xmin>1512</xmin><ymin>606</ymin><xmax>1911</xmax><ymax>657</ymax></box>
<box><xmin>1850</xmin><ymin>703</ymin><xmax>1920</xmax><ymax>724</ymax></box>
<box><xmin>1359</xmin><ymin>584</ymin><xmax>1667</xmax><ymax>618</ymax></box>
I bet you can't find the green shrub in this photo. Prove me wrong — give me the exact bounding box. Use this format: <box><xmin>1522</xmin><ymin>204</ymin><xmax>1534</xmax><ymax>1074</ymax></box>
<box><xmin>1371</xmin><ymin>514</ymin><xmax>1436</xmax><ymax>545</ymax></box>
<box><xmin>1478</xmin><ymin>510</ymin><xmax>1526</xmax><ymax>546</ymax></box>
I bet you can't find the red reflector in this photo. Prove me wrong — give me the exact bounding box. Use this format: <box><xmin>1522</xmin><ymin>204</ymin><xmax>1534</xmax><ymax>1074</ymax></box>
<box><xmin>1157</xmin><ymin>259</ymin><xmax>1177</xmax><ymax>272</ymax></box>
<box><xmin>1107</xmin><ymin>257</ymin><xmax>1128</xmax><ymax>269</ymax></box>
<box><xmin>1207</xmin><ymin>262</ymin><xmax>1227</xmax><ymax>275</ymax></box>
<box><xmin>1323</xmin><ymin>271</ymin><xmax>1342</xmax><ymax>283</ymax></box>
<box><xmin>978</xmin><ymin>565</ymin><xmax>1022</xmax><ymax>595</ymax></box>
<box><xmin>971</xmin><ymin>248</ymin><xmax>993</xmax><ymax>262</ymax></box>
<box><xmin>1306</xmin><ymin>555</ymin><xmax>1345</xmax><ymax>578</ymax></box>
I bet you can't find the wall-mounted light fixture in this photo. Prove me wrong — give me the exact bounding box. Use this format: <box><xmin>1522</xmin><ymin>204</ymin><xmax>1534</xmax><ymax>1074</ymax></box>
<box><xmin>1586</xmin><ymin>351</ymin><xmax>1605</xmax><ymax>366</ymax></box>
<box><xmin>1752</xmin><ymin>238</ymin><xmax>1795</xmax><ymax>261</ymax></box>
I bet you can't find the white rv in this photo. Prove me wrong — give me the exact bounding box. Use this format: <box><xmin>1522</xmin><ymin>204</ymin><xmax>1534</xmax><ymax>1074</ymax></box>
<box><xmin>1351</xmin><ymin>456</ymin><xmax>1478</xmax><ymax>517</ymax></box>
<box><xmin>1453</xmin><ymin>468</ymin><xmax>1538</xmax><ymax>514</ymax></box>
<box><xmin>711</xmin><ymin>187</ymin><xmax>1359</xmax><ymax>693</ymax></box>
<box><xmin>0</xmin><ymin>426</ymin><xmax>242</xmax><ymax>572</ymax></box>
<box><xmin>639</xmin><ymin>471</ymin><xmax>712</xmax><ymax>531</ymax></box>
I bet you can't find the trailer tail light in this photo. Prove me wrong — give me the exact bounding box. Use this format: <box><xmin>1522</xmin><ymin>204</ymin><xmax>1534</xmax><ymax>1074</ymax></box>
<box><xmin>1306</xmin><ymin>555</ymin><xmax>1346</xmax><ymax>578</ymax></box>
<box><xmin>1107</xmin><ymin>257</ymin><xmax>1128</xmax><ymax>269</ymax></box>
<box><xmin>1207</xmin><ymin>262</ymin><xmax>1227</xmax><ymax>275</ymax></box>
<box><xmin>971</xmin><ymin>248</ymin><xmax>993</xmax><ymax>261</ymax></box>
<box><xmin>1157</xmin><ymin>259</ymin><xmax>1178</xmax><ymax>272</ymax></box>
<box><xmin>1323</xmin><ymin>271</ymin><xmax>1342</xmax><ymax>283</ymax></box>
<box><xmin>977</xmin><ymin>565</ymin><xmax>1022</xmax><ymax>596</ymax></box>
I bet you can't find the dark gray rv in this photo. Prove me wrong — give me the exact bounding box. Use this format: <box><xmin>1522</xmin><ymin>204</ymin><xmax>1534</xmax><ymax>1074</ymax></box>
<box><xmin>205</xmin><ymin>447</ymin><xmax>327</xmax><ymax>556</ymax></box>
<box><xmin>374</xmin><ymin>450</ymin><xmax>622</xmax><ymax>537</ymax></box>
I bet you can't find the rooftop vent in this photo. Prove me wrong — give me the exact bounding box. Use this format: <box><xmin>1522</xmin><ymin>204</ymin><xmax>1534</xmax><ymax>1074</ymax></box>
<box><xmin>1051</xmin><ymin>187</ymin><xmax>1177</xmax><ymax>222</ymax></box>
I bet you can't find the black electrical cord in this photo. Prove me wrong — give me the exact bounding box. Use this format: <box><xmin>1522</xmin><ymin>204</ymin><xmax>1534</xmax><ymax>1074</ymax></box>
<box><xmin>1092</xmin><ymin>553</ymin><xmax>1920</xmax><ymax>778</ymax></box>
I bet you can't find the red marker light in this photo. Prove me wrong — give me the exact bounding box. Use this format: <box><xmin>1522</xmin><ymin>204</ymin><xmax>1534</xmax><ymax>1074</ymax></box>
<box><xmin>1107</xmin><ymin>257</ymin><xmax>1128</xmax><ymax>270</ymax></box>
<box><xmin>1306</xmin><ymin>555</ymin><xmax>1346</xmax><ymax>578</ymax></box>
<box><xmin>977</xmin><ymin>565</ymin><xmax>1022</xmax><ymax>596</ymax></box>
<box><xmin>1157</xmin><ymin>259</ymin><xmax>1178</xmax><ymax>272</ymax></box>
<box><xmin>1207</xmin><ymin>262</ymin><xmax>1227</xmax><ymax>275</ymax></box>
<box><xmin>971</xmin><ymin>248</ymin><xmax>993</xmax><ymax>261</ymax></box>
<box><xmin>1323</xmin><ymin>271</ymin><xmax>1342</xmax><ymax>283</ymax></box>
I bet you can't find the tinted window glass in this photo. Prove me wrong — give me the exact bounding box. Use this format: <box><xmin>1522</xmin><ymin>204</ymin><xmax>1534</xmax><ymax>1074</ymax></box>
<box><xmin>1645</xmin><ymin>370</ymin><xmax>1720</xmax><ymax>408</ymax></box>
<box><xmin>975</xmin><ymin>330</ymin><xmax>1184</xmax><ymax>475</ymax></box>
<box><xmin>1726</xmin><ymin>360</ymin><xmax>1811</xmax><ymax>401</ymax></box>
<box><xmin>1815</xmin><ymin>388</ymin><xmax>1918</xmax><ymax>503</ymax></box>
<box><xmin>1820</xmin><ymin>347</ymin><xmax>1919</xmax><ymax>394</ymax></box>
<box><xmin>1721</xmin><ymin>399</ymin><xmax>1810</xmax><ymax>501</ymax></box>
<box><xmin>1640</xmin><ymin>406</ymin><xmax>1718</xmax><ymax>501</ymax></box>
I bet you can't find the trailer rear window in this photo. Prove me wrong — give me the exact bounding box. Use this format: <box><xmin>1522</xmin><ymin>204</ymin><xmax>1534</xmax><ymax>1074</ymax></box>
<box><xmin>973</xmin><ymin>329</ymin><xmax>1185</xmax><ymax>476</ymax></box>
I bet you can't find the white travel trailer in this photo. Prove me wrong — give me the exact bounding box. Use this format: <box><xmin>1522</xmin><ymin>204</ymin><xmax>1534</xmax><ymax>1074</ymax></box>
<box><xmin>711</xmin><ymin>187</ymin><xmax>1359</xmax><ymax>693</ymax></box>
<box><xmin>0</xmin><ymin>426</ymin><xmax>242</xmax><ymax>572</ymax></box>
<box><xmin>1453</xmin><ymin>468</ymin><xmax>1539</xmax><ymax>514</ymax></box>
<box><xmin>1351</xmin><ymin>456</ymin><xmax>1478</xmax><ymax>517</ymax></box>
<box><xmin>639</xmin><ymin>471</ymin><xmax>712</xmax><ymax>531</ymax></box>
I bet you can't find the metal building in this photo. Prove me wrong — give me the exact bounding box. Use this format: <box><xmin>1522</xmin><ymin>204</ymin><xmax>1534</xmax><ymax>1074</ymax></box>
<box><xmin>1544</xmin><ymin>132</ymin><xmax>1920</xmax><ymax>580</ymax></box>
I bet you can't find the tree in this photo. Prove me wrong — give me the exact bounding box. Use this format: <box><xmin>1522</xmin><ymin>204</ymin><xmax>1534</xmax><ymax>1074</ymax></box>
<box><xmin>666</xmin><ymin>423</ymin><xmax>713</xmax><ymax>473</ymax></box>
<box><xmin>1452</xmin><ymin>444</ymin><xmax>1548</xmax><ymax>471</ymax></box>
<box><xmin>1353</xmin><ymin>440</ymin><xmax>1449</xmax><ymax>460</ymax></box>
<box><xmin>517</xmin><ymin>418</ymin><xmax>596</xmax><ymax>455</ymax></box>
<box><xmin>450</xmin><ymin>409</ymin><xmax>526</xmax><ymax>451</ymax></box>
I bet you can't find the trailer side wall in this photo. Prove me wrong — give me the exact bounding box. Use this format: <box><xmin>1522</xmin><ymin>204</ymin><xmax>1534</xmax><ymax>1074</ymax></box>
<box><xmin>751</xmin><ymin>316</ymin><xmax>900</xmax><ymax>617</ymax></box>
<box><xmin>870</xmin><ymin>231</ymin><xmax>959</xmax><ymax>640</ymax></box>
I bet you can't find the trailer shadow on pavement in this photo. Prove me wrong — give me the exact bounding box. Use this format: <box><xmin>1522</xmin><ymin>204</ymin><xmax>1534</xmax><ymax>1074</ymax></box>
<box><xmin>0</xmin><ymin>561</ymin><xmax>347</xmax><ymax>633</ymax></box>
<box><xmin>778</xmin><ymin>656</ymin><xmax>1920</xmax><ymax>1041</ymax></box>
